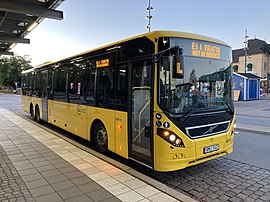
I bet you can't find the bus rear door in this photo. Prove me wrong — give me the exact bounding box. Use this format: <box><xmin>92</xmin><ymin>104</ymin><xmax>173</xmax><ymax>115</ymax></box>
<box><xmin>41</xmin><ymin>70</ymin><xmax>49</xmax><ymax>122</ymax></box>
<box><xmin>129</xmin><ymin>59</ymin><xmax>153</xmax><ymax>168</ymax></box>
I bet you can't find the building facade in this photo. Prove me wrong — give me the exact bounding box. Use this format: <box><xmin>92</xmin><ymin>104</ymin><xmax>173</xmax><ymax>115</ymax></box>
<box><xmin>232</xmin><ymin>38</ymin><xmax>270</xmax><ymax>78</ymax></box>
<box><xmin>232</xmin><ymin>38</ymin><xmax>270</xmax><ymax>93</ymax></box>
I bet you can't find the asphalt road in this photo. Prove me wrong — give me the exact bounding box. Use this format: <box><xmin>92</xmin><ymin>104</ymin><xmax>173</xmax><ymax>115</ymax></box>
<box><xmin>237</xmin><ymin>115</ymin><xmax>270</xmax><ymax>128</ymax></box>
<box><xmin>227</xmin><ymin>130</ymin><xmax>270</xmax><ymax>170</ymax></box>
<box><xmin>0</xmin><ymin>93</ymin><xmax>21</xmax><ymax>110</ymax></box>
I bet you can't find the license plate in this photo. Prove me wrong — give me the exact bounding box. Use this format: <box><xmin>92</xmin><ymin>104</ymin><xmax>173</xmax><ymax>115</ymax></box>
<box><xmin>203</xmin><ymin>144</ymin><xmax>219</xmax><ymax>154</ymax></box>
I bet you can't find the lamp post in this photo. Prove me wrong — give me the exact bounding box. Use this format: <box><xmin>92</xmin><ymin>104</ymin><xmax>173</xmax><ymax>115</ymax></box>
<box><xmin>146</xmin><ymin>0</ymin><xmax>153</xmax><ymax>32</ymax></box>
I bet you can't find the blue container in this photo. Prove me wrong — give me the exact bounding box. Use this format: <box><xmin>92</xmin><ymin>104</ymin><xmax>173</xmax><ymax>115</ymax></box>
<box><xmin>233</xmin><ymin>73</ymin><xmax>261</xmax><ymax>101</ymax></box>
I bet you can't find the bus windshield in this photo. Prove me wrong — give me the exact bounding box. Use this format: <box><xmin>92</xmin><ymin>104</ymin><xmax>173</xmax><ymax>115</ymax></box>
<box><xmin>159</xmin><ymin>38</ymin><xmax>234</xmax><ymax>115</ymax></box>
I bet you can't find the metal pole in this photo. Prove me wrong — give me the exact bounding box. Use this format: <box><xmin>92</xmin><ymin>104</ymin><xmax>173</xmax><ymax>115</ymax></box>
<box><xmin>146</xmin><ymin>0</ymin><xmax>153</xmax><ymax>32</ymax></box>
<box><xmin>244</xmin><ymin>28</ymin><xmax>248</xmax><ymax>73</ymax></box>
<box><xmin>148</xmin><ymin>0</ymin><xmax>151</xmax><ymax>32</ymax></box>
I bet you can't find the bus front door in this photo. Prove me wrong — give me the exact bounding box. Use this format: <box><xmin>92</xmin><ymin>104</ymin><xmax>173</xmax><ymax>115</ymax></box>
<box><xmin>129</xmin><ymin>59</ymin><xmax>153</xmax><ymax>168</ymax></box>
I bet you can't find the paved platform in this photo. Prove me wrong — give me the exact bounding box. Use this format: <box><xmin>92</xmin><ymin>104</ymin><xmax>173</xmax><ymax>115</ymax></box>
<box><xmin>0</xmin><ymin>108</ymin><xmax>193</xmax><ymax>202</ymax></box>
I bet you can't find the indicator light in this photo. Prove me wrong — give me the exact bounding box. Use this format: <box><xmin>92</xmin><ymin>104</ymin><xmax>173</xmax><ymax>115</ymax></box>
<box><xmin>117</xmin><ymin>123</ymin><xmax>122</xmax><ymax>130</ymax></box>
<box><xmin>164</xmin><ymin>131</ymin><xmax>170</xmax><ymax>137</ymax></box>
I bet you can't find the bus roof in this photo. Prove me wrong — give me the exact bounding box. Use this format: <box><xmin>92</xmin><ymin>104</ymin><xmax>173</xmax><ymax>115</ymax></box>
<box><xmin>145</xmin><ymin>30</ymin><xmax>230</xmax><ymax>47</ymax></box>
<box><xmin>32</xmin><ymin>30</ymin><xmax>231</xmax><ymax>69</ymax></box>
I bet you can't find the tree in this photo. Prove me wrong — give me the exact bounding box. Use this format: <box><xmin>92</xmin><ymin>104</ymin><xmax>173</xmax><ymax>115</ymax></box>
<box><xmin>0</xmin><ymin>55</ymin><xmax>32</xmax><ymax>88</ymax></box>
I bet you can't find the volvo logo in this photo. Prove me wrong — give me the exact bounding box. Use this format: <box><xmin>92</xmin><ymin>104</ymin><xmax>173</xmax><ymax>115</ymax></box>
<box><xmin>203</xmin><ymin>124</ymin><xmax>219</xmax><ymax>135</ymax></box>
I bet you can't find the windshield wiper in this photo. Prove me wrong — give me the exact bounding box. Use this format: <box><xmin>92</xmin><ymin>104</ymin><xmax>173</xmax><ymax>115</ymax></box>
<box><xmin>178</xmin><ymin>107</ymin><xmax>199</xmax><ymax>125</ymax></box>
<box><xmin>215</xmin><ymin>101</ymin><xmax>234</xmax><ymax>115</ymax></box>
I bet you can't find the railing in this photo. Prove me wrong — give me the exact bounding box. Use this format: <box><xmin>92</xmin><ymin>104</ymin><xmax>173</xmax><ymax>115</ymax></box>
<box><xmin>133</xmin><ymin>100</ymin><xmax>150</xmax><ymax>142</ymax></box>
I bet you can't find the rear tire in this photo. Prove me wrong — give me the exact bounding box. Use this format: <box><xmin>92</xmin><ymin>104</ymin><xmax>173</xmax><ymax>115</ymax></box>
<box><xmin>93</xmin><ymin>122</ymin><xmax>108</xmax><ymax>153</ymax></box>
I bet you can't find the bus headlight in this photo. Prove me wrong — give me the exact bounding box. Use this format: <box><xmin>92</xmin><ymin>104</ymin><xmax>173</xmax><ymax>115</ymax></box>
<box><xmin>169</xmin><ymin>134</ymin><xmax>176</xmax><ymax>142</ymax></box>
<box><xmin>157</xmin><ymin>128</ymin><xmax>185</xmax><ymax>147</ymax></box>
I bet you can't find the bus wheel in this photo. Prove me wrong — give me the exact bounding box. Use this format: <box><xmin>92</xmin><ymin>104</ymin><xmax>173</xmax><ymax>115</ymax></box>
<box><xmin>93</xmin><ymin>122</ymin><xmax>108</xmax><ymax>153</ymax></box>
<box><xmin>30</xmin><ymin>105</ymin><xmax>35</xmax><ymax>120</ymax></box>
<box><xmin>35</xmin><ymin>106</ymin><xmax>41</xmax><ymax>123</ymax></box>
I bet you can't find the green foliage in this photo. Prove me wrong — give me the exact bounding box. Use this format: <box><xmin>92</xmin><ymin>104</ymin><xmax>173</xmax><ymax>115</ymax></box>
<box><xmin>0</xmin><ymin>55</ymin><xmax>32</xmax><ymax>88</ymax></box>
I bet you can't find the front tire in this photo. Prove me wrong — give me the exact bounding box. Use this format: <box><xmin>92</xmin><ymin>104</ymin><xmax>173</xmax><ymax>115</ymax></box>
<box><xmin>93</xmin><ymin>122</ymin><xmax>108</xmax><ymax>153</ymax></box>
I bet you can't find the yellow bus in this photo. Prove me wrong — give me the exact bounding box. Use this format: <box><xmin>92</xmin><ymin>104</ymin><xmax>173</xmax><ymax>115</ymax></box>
<box><xmin>21</xmin><ymin>31</ymin><xmax>235</xmax><ymax>172</ymax></box>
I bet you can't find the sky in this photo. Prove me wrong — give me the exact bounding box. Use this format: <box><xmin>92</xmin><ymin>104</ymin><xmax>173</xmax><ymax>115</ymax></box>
<box><xmin>13</xmin><ymin>0</ymin><xmax>270</xmax><ymax>66</ymax></box>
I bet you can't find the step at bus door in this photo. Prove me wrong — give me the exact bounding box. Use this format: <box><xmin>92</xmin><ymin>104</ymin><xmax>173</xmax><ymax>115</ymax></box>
<box><xmin>129</xmin><ymin>59</ymin><xmax>153</xmax><ymax>168</ymax></box>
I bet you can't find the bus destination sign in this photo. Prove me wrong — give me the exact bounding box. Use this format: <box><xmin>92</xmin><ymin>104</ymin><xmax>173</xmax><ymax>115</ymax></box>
<box><xmin>191</xmin><ymin>42</ymin><xmax>221</xmax><ymax>59</ymax></box>
<box><xmin>96</xmin><ymin>59</ymin><xmax>110</xmax><ymax>68</ymax></box>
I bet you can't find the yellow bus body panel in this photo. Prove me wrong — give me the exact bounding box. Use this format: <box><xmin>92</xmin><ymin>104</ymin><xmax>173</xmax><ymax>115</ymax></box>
<box><xmin>154</xmin><ymin>130</ymin><xmax>234</xmax><ymax>172</ymax></box>
<box><xmin>48</xmin><ymin>101</ymin><xmax>73</xmax><ymax>133</ymax></box>
<box><xmin>153</xmin><ymin>110</ymin><xmax>235</xmax><ymax>172</ymax></box>
<box><xmin>154</xmin><ymin>111</ymin><xmax>196</xmax><ymax>171</ymax></box>
<box><xmin>48</xmin><ymin>100</ymin><xmax>58</xmax><ymax>126</ymax></box>
<box><xmin>85</xmin><ymin>107</ymin><xmax>129</xmax><ymax>157</ymax></box>
<box><xmin>59</xmin><ymin>102</ymin><xmax>74</xmax><ymax>133</ymax></box>
<box><xmin>115</xmin><ymin>111</ymin><xmax>128</xmax><ymax>158</ymax></box>
<box><xmin>74</xmin><ymin>104</ymin><xmax>87</xmax><ymax>139</ymax></box>
<box><xmin>154</xmin><ymin>135</ymin><xmax>196</xmax><ymax>171</ymax></box>
<box><xmin>42</xmin><ymin>99</ymin><xmax>130</xmax><ymax>158</ymax></box>
<box><xmin>21</xmin><ymin>95</ymin><xmax>30</xmax><ymax>113</ymax></box>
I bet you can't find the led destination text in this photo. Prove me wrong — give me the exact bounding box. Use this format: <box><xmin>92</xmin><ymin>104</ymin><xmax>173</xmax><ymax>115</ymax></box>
<box><xmin>191</xmin><ymin>42</ymin><xmax>221</xmax><ymax>59</ymax></box>
<box><xmin>96</xmin><ymin>59</ymin><xmax>110</xmax><ymax>68</ymax></box>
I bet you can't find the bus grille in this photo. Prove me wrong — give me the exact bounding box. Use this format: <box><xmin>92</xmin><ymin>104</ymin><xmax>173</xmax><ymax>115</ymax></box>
<box><xmin>185</xmin><ymin>120</ymin><xmax>230</xmax><ymax>139</ymax></box>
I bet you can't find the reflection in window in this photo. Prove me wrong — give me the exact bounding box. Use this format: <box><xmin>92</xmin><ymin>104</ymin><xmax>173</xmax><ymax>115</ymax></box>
<box><xmin>96</xmin><ymin>67</ymin><xmax>114</xmax><ymax>106</ymax></box>
<box><xmin>86</xmin><ymin>61</ymin><xmax>96</xmax><ymax>105</ymax></box>
<box><xmin>54</xmin><ymin>67</ymin><xmax>67</xmax><ymax>101</ymax></box>
<box><xmin>115</xmin><ymin>64</ymin><xmax>128</xmax><ymax>110</ymax></box>
<box><xmin>68</xmin><ymin>62</ymin><xmax>87</xmax><ymax>104</ymax></box>
<box><xmin>159</xmin><ymin>56</ymin><xmax>233</xmax><ymax>114</ymax></box>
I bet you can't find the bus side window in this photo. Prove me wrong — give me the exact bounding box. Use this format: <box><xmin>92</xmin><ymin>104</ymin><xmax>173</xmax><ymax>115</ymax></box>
<box><xmin>21</xmin><ymin>74</ymin><xmax>26</xmax><ymax>95</ymax></box>
<box><xmin>68</xmin><ymin>62</ymin><xmax>87</xmax><ymax>104</ymax></box>
<box><xmin>54</xmin><ymin>66</ymin><xmax>67</xmax><ymax>102</ymax></box>
<box><xmin>96</xmin><ymin>67</ymin><xmax>114</xmax><ymax>107</ymax></box>
<box><xmin>86</xmin><ymin>61</ymin><xmax>95</xmax><ymax>105</ymax></box>
<box><xmin>34</xmin><ymin>71</ymin><xmax>42</xmax><ymax>98</ymax></box>
<box><xmin>115</xmin><ymin>64</ymin><xmax>128</xmax><ymax>110</ymax></box>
